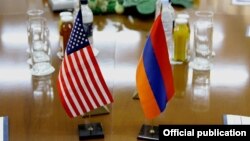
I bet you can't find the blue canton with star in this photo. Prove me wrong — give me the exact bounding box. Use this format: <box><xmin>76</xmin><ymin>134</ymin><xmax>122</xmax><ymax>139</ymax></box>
<box><xmin>66</xmin><ymin>10</ymin><xmax>90</xmax><ymax>55</ymax></box>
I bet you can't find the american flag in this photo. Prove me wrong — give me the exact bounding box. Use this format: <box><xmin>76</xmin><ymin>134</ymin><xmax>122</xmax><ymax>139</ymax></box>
<box><xmin>57</xmin><ymin>10</ymin><xmax>113</xmax><ymax>118</ymax></box>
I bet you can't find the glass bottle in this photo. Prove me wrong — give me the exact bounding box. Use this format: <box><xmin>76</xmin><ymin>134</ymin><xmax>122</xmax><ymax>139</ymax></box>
<box><xmin>59</xmin><ymin>16</ymin><xmax>73</xmax><ymax>56</ymax></box>
<box><xmin>173</xmin><ymin>18</ymin><xmax>189</xmax><ymax>62</ymax></box>
<box><xmin>177</xmin><ymin>13</ymin><xmax>191</xmax><ymax>59</ymax></box>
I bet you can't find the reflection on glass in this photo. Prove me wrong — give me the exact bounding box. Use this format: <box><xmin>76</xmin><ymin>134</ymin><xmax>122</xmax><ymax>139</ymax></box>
<box><xmin>32</xmin><ymin>75</ymin><xmax>54</xmax><ymax>117</ymax></box>
<box><xmin>173</xmin><ymin>63</ymin><xmax>189</xmax><ymax>98</ymax></box>
<box><xmin>191</xmin><ymin>69</ymin><xmax>210</xmax><ymax>112</ymax></box>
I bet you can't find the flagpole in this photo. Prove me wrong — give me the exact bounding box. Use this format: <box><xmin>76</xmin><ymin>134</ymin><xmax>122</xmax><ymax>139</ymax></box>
<box><xmin>149</xmin><ymin>119</ymin><xmax>156</xmax><ymax>134</ymax></box>
<box><xmin>86</xmin><ymin>113</ymin><xmax>94</xmax><ymax>132</ymax></box>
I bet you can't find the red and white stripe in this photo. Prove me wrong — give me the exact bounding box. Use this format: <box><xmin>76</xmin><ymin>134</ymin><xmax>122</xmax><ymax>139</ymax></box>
<box><xmin>58</xmin><ymin>46</ymin><xmax>113</xmax><ymax>118</ymax></box>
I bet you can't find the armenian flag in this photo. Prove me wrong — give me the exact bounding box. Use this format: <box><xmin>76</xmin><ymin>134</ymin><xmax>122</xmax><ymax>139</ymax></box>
<box><xmin>136</xmin><ymin>14</ymin><xmax>175</xmax><ymax>119</ymax></box>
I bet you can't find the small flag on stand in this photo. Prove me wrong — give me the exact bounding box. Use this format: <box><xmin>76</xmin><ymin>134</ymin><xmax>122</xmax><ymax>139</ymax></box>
<box><xmin>136</xmin><ymin>14</ymin><xmax>175</xmax><ymax>119</ymax></box>
<box><xmin>57</xmin><ymin>10</ymin><xmax>113</xmax><ymax>118</ymax></box>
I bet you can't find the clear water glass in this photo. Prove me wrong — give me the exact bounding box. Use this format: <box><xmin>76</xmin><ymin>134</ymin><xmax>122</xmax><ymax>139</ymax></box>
<box><xmin>190</xmin><ymin>11</ymin><xmax>214</xmax><ymax>70</ymax></box>
<box><xmin>26</xmin><ymin>9</ymin><xmax>44</xmax><ymax>52</ymax></box>
<box><xmin>27</xmin><ymin>17</ymin><xmax>47</xmax><ymax>61</ymax></box>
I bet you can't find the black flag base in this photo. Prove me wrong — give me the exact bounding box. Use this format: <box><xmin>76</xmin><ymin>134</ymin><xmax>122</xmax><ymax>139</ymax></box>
<box><xmin>78</xmin><ymin>122</ymin><xmax>104</xmax><ymax>140</ymax></box>
<box><xmin>137</xmin><ymin>124</ymin><xmax>159</xmax><ymax>141</ymax></box>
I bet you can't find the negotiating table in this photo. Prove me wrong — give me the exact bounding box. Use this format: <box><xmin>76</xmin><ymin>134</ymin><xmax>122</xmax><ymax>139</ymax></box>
<box><xmin>0</xmin><ymin>0</ymin><xmax>250</xmax><ymax>141</ymax></box>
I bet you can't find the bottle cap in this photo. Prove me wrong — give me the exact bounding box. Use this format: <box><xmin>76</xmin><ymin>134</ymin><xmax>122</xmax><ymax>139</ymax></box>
<box><xmin>177</xmin><ymin>13</ymin><xmax>190</xmax><ymax>19</ymax></box>
<box><xmin>175</xmin><ymin>18</ymin><xmax>188</xmax><ymax>24</ymax></box>
<box><xmin>59</xmin><ymin>11</ymin><xmax>73</xmax><ymax>18</ymax></box>
<box><xmin>61</xmin><ymin>16</ymin><xmax>73</xmax><ymax>22</ymax></box>
<box><xmin>80</xmin><ymin>0</ymin><xmax>88</xmax><ymax>4</ymax></box>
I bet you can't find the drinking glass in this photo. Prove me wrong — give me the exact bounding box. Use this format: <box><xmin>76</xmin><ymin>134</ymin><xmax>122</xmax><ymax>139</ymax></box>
<box><xmin>27</xmin><ymin>16</ymin><xmax>47</xmax><ymax>63</ymax></box>
<box><xmin>27</xmin><ymin>17</ymin><xmax>47</xmax><ymax>66</ymax></box>
<box><xmin>30</xmin><ymin>39</ymin><xmax>54</xmax><ymax>76</ymax></box>
<box><xmin>26</xmin><ymin>9</ymin><xmax>44</xmax><ymax>50</ymax></box>
<box><xmin>190</xmin><ymin>11</ymin><xmax>214</xmax><ymax>70</ymax></box>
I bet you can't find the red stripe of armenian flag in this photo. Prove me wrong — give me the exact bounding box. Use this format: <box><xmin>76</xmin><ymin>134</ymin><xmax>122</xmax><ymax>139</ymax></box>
<box><xmin>136</xmin><ymin>14</ymin><xmax>175</xmax><ymax>119</ymax></box>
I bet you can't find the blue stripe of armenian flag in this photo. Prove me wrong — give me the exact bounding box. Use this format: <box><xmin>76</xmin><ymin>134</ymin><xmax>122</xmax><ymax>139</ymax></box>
<box><xmin>136</xmin><ymin>14</ymin><xmax>175</xmax><ymax>119</ymax></box>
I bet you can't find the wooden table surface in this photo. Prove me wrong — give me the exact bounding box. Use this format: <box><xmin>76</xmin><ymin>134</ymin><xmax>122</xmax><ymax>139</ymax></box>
<box><xmin>0</xmin><ymin>0</ymin><xmax>250</xmax><ymax>141</ymax></box>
